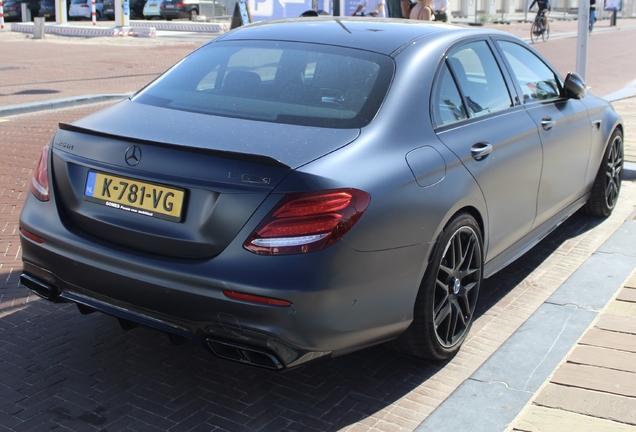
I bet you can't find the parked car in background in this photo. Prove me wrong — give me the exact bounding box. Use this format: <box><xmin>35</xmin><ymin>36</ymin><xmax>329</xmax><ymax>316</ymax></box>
<box><xmin>2</xmin><ymin>1</ymin><xmax>24</xmax><ymax>20</ymax></box>
<box><xmin>160</xmin><ymin>0</ymin><xmax>200</xmax><ymax>20</ymax></box>
<box><xmin>3</xmin><ymin>0</ymin><xmax>41</xmax><ymax>21</ymax></box>
<box><xmin>142</xmin><ymin>0</ymin><xmax>161</xmax><ymax>19</ymax></box>
<box><xmin>19</xmin><ymin>19</ymin><xmax>624</xmax><ymax>370</ymax></box>
<box><xmin>160</xmin><ymin>0</ymin><xmax>226</xmax><ymax>21</ymax></box>
<box><xmin>102</xmin><ymin>0</ymin><xmax>114</xmax><ymax>19</ymax></box>
<box><xmin>127</xmin><ymin>0</ymin><xmax>145</xmax><ymax>18</ymax></box>
<box><xmin>68</xmin><ymin>0</ymin><xmax>104</xmax><ymax>19</ymax></box>
<box><xmin>159</xmin><ymin>0</ymin><xmax>225</xmax><ymax>20</ymax></box>
<box><xmin>38</xmin><ymin>0</ymin><xmax>56</xmax><ymax>19</ymax></box>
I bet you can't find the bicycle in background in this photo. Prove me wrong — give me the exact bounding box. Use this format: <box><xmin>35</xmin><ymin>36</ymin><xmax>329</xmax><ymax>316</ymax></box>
<box><xmin>530</xmin><ymin>9</ymin><xmax>550</xmax><ymax>43</ymax></box>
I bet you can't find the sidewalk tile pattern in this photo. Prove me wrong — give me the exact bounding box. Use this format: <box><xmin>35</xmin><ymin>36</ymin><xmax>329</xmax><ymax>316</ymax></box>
<box><xmin>509</xmin><ymin>270</ymin><xmax>636</xmax><ymax>431</ymax></box>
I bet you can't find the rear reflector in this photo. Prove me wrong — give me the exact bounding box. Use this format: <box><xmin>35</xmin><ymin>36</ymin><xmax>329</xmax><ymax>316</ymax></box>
<box><xmin>244</xmin><ymin>188</ymin><xmax>370</xmax><ymax>255</ymax></box>
<box><xmin>20</xmin><ymin>228</ymin><xmax>45</xmax><ymax>244</ymax></box>
<box><xmin>223</xmin><ymin>290</ymin><xmax>292</xmax><ymax>307</ymax></box>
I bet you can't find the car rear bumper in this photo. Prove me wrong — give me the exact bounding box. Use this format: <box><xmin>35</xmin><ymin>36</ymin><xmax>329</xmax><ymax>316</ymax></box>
<box><xmin>160</xmin><ymin>9</ymin><xmax>187</xmax><ymax>19</ymax></box>
<box><xmin>19</xmin><ymin>194</ymin><xmax>429</xmax><ymax>368</ymax></box>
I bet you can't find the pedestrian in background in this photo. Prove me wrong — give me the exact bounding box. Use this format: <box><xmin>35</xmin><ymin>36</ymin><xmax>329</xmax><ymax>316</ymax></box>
<box><xmin>352</xmin><ymin>0</ymin><xmax>387</xmax><ymax>16</ymax></box>
<box><xmin>401</xmin><ymin>0</ymin><xmax>412</xmax><ymax>18</ymax></box>
<box><xmin>432</xmin><ymin>0</ymin><xmax>449</xmax><ymax>22</ymax></box>
<box><xmin>386</xmin><ymin>0</ymin><xmax>405</xmax><ymax>17</ymax></box>
<box><xmin>410</xmin><ymin>0</ymin><xmax>434</xmax><ymax>20</ymax></box>
<box><xmin>589</xmin><ymin>0</ymin><xmax>597</xmax><ymax>33</ymax></box>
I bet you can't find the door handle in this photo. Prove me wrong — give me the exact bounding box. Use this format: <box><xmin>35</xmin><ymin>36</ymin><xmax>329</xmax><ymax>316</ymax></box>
<box><xmin>541</xmin><ymin>117</ymin><xmax>555</xmax><ymax>131</ymax></box>
<box><xmin>471</xmin><ymin>142</ymin><xmax>492</xmax><ymax>160</ymax></box>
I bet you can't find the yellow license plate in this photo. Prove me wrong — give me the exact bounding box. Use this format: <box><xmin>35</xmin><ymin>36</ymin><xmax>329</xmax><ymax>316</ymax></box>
<box><xmin>84</xmin><ymin>171</ymin><xmax>185</xmax><ymax>222</ymax></box>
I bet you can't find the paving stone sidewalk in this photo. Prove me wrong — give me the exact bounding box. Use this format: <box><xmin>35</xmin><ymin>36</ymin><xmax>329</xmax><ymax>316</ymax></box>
<box><xmin>508</xmin><ymin>267</ymin><xmax>636</xmax><ymax>432</ymax></box>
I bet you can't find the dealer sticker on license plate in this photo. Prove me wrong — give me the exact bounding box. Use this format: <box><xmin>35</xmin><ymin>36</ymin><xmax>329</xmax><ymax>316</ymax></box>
<box><xmin>84</xmin><ymin>171</ymin><xmax>185</xmax><ymax>222</ymax></box>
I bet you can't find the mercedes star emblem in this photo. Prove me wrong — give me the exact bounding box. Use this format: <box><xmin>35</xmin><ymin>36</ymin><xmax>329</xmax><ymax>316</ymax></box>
<box><xmin>125</xmin><ymin>145</ymin><xmax>142</xmax><ymax>167</ymax></box>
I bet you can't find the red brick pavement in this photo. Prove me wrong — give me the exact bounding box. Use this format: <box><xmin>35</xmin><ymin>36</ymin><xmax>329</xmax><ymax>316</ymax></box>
<box><xmin>0</xmin><ymin>32</ymin><xmax>198</xmax><ymax>108</ymax></box>
<box><xmin>0</xmin><ymin>104</ymin><xmax>118</xmax><ymax>313</ymax></box>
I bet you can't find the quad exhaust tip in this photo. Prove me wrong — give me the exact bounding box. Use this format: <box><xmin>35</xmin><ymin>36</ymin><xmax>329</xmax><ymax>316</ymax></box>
<box><xmin>20</xmin><ymin>274</ymin><xmax>58</xmax><ymax>301</ymax></box>
<box><xmin>207</xmin><ymin>339</ymin><xmax>284</xmax><ymax>370</ymax></box>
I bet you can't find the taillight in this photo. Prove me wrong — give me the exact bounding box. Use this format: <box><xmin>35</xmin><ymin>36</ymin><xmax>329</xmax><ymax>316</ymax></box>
<box><xmin>244</xmin><ymin>188</ymin><xmax>370</xmax><ymax>255</ymax></box>
<box><xmin>30</xmin><ymin>145</ymin><xmax>50</xmax><ymax>201</ymax></box>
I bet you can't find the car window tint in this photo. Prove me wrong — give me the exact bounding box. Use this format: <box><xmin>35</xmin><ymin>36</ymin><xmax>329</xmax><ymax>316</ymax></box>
<box><xmin>447</xmin><ymin>41</ymin><xmax>512</xmax><ymax>118</ymax></box>
<box><xmin>433</xmin><ymin>62</ymin><xmax>468</xmax><ymax>127</ymax></box>
<box><xmin>134</xmin><ymin>41</ymin><xmax>394</xmax><ymax>129</ymax></box>
<box><xmin>497</xmin><ymin>41</ymin><xmax>561</xmax><ymax>103</ymax></box>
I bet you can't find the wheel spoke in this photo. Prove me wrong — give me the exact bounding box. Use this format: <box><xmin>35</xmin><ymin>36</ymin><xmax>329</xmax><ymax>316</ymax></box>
<box><xmin>457</xmin><ymin>235</ymin><xmax>472</xmax><ymax>271</ymax></box>
<box><xmin>433</xmin><ymin>281</ymin><xmax>449</xmax><ymax>317</ymax></box>
<box><xmin>434</xmin><ymin>300</ymin><xmax>451</xmax><ymax>330</ymax></box>
<box><xmin>458</xmin><ymin>237</ymin><xmax>477</xmax><ymax>277</ymax></box>
<box><xmin>451</xmin><ymin>234</ymin><xmax>462</xmax><ymax>271</ymax></box>
<box><xmin>446</xmin><ymin>300</ymin><xmax>460</xmax><ymax>344</ymax></box>
<box><xmin>606</xmin><ymin>183</ymin><xmax>618</xmax><ymax>207</ymax></box>
<box><xmin>438</xmin><ymin>264</ymin><xmax>453</xmax><ymax>277</ymax></box>
<box><xmin>458</xmin><ymin>280</ymin><xmax>477</xmax><ymax>313</ymax></box>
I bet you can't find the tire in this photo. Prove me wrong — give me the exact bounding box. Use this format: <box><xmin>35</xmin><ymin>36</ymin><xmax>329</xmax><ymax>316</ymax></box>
<box><xmin>584</xmin><ymin>129</ymin><xmax>623</xmax><ymax>217</ymax></box>
<box><xmin>391</xmin><ymin>212</ymin><xmax>483</xmax><ymax>360</ymax></box>
<box><xmin>530</xmin><ymin>21</ymin><xmax>540</xmax><ymax>44</ymax></box>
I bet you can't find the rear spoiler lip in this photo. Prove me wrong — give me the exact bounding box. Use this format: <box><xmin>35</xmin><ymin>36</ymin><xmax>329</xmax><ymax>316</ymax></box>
<box><xmin>58</xmin><ymin>122</ymin><xmax>290</xmax><ymax>168</ymax></box>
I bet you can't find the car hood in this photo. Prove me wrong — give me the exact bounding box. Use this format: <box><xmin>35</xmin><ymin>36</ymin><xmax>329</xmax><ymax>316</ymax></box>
<box><xmin>71</xmin><ymin>99</ymin><xmax>361</xmax><ymax>169</ymax></box>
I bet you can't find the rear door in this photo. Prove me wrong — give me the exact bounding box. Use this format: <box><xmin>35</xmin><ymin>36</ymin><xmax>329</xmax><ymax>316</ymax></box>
<box><xmin>433</xmin><ymin>40</ymin><xmax>543</xmax><ymax>262</ymax></box>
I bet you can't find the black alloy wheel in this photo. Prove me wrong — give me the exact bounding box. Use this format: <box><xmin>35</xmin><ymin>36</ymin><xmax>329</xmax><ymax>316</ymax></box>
<box><xmin>584</xmin><ymin>129</ymin><xmax>623</xmax><ymax>217</ymax></box>
<box><xmin>391</xmin><ymin>213</ymin><xmax>483</xmax><ymax>360</ymax></box>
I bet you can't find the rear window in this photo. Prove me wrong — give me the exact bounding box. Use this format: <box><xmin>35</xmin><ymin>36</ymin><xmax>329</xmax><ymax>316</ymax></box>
<box><xmin>133</xmin><ymin>40</ymin><xmax>394</xmax><ymax>129</ymax></box>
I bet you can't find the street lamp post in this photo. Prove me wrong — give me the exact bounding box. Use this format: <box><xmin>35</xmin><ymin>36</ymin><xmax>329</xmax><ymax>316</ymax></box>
<box><xmin>575</xmin><ymin>0</ymin><xmax>590</xmax><ymax>81</ymax></box>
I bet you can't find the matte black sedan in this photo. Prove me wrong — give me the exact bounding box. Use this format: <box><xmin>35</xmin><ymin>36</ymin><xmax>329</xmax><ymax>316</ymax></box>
<box><xmin>20</xmin><ymin>18</ymin><xmax>624</xmax><ymax>370</ymax></box>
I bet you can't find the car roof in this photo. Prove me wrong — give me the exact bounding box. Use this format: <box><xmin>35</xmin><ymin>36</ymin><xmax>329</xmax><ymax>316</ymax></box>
<box><xmin>216</xmin><ymin>18</ymin><xmax>503</xmax><ymax>56</ymax></box>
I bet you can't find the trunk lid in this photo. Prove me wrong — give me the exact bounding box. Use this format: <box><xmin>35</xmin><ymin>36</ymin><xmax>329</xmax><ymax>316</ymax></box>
<box><xmin>51</xmin><ymin>105</ymin><xmax>358</xmax><ymax>259</ymax></box>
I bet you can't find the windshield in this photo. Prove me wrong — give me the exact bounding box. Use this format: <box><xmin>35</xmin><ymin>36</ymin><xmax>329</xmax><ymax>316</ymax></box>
<box><xmin>133</xmin><ymin>40</ymin><xmax>394</xmax><ymax>129</ymax></box>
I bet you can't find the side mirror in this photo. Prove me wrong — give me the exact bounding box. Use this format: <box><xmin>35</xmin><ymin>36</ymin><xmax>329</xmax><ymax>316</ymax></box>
<box><xmin>563</xmin><ymin>72</ymin><xmax>587</xmax><ymax>99</ymax></box>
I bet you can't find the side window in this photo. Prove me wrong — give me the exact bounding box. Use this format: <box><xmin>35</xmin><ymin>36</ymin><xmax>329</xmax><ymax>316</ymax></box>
<box><xmin>497</xmin><ymin>41</ymin><xmax>561</xmax><ymax>103</ymax></box>
<box><xmin>433</xmin><ymin>63</ymin><xmax>468</xmax><ymax>127</ymax></box>
<box><xmin>447</xmin><ymin>41</ymin><xmax>513</xmax><ymax>118</ymax></box>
